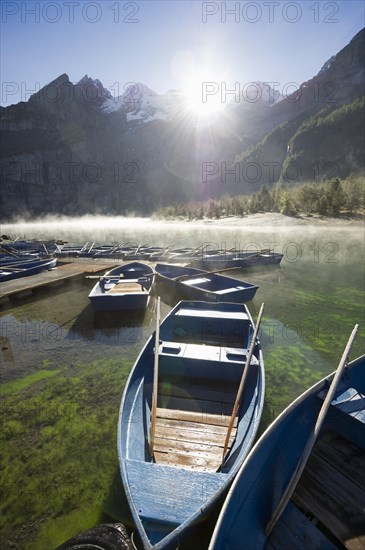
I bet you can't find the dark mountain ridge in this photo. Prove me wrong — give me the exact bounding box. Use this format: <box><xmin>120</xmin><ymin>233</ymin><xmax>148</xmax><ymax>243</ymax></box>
<box><xmin>0</xmin><ymin>28</ymin><xmax>364</xmax><ymax>219</ymax></box>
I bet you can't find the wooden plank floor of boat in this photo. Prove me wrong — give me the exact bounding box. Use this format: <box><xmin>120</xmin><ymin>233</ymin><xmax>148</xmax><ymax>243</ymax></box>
<box><xmin>154</xmin><ymin>376</ymin><xmax>238</xmax><ymax>472</ymax></box>
<box><xmin>291</xmin><ymin>431</ymin><xmax>365</xmax><ymax>550</ymax></box>
<box><xmin>107</xmin><ymin>282</ymin><xmax>145</xmax><ymax>293</ymax></box>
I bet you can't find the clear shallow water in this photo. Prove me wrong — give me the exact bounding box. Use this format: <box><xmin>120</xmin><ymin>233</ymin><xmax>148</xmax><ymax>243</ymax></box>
<box><xmin>0</xmin><ymin>218</ymin><xmax>364</xmax><ymax>549</ymax></box>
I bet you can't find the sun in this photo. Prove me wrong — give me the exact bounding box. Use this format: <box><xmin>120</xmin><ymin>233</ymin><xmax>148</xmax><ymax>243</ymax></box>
<box><xmin>183</xmin><ymin>77</ymin><xmax>226</xmax><ymax>120</ymax></box>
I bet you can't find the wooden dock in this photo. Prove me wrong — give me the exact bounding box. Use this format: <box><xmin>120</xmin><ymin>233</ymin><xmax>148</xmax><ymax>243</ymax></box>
<box><xmin>0</xmin><ymin>258</ymin><xmax>119</xmax><ymax>304</ymax></box>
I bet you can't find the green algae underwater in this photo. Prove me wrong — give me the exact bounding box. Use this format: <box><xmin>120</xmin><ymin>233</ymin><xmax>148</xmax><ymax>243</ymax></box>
<box><xmin>0</xmin><ymin>221</ymin><xmax>364</xmax><ymax>549</ymax></box>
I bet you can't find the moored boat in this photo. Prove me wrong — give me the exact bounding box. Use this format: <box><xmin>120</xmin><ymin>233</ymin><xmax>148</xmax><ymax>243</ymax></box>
<box><xmin>118</xmin><ymin>299</ymin><xmax>265</xmax><ymax>549</ymax></box>
<box><xmin>0</xmin><ymin>257</ymin><xmax>57</xmax><ymax>282</ymax></box>
<box><xmin>154</xmin><ymin>263</ymin><xmax>258</xmax><ymax>303</ymax></box>
<box><xmin>88</xmin><ymin>262</ymin><xmax>154</xmax><ymax>312</ymax></box>
<box><xmin>188</xmin><ymin>250</ymin><xmax>284</xmax><ymax>270</ymax></box>
<box><xmin>209</xmin><ymin>331</ymin><xmax>364</xmax><ymax>550</ymax></box>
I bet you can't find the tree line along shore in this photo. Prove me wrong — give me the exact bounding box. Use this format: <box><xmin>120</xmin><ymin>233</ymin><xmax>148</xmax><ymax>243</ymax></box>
<box><xmin>153</xmin><ymin>176</ymin><xmax>364</xmax><ymax>221</ymax></box>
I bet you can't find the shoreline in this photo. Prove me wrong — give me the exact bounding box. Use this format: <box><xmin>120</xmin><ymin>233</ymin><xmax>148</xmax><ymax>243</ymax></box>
<box><xmin>152</xmin><ymin>212</ymin><xmax>365</xmax><ymax>227</ymax></box>
<box><xmin>2</xmin><ymin>211</ymin><xmax>364</xmax><ymax>226</ymax></box>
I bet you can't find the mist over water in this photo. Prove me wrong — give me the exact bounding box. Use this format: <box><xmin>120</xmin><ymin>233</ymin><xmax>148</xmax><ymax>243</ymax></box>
<box><xmin>2</xmin><ymin>214</ymin><xmax>364</xmax><ymax>264</ymax></box>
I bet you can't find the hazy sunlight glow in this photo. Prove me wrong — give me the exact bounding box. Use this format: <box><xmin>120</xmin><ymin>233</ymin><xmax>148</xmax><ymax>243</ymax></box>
<box><xmin>184</xmin><ymin>80</ymin><xmax>225</xmax><ymax>119</ymax></box>
<box><xmin>180</xmin><ymin>59</ymin><xmax>229</xmax><ymax>121</ymax></box>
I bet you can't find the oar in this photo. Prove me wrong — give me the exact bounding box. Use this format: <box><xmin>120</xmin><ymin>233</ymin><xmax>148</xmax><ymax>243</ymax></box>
<box><xmin>85</xmin><ymin>276</ymin><xmax>125</xmax><ymax>281</ymax></box>
<box><xmin>221</xmin><ymin>303</ymin><xmax>265</xmax><ymax>463</ymax></box>
<box><xmin>0</xmin><ymin>266</ymin><xmax>28</xmax><ymax>272</ymax></box>
<box><xmin>150</xmin><ymin>296</ymin><xmax>161</xmax><ymax>456</ymax></box>
<box><xmin>0</xmin><ymin>246</ymin><xmax>20</xmax><ymax>258</ymax></box>
<box><xmin>189</xmin><ymin>243</ymin><xmax>207</xmax><ymax>256</ymax></box>
<box><xmin>266</xmin><ymin>323</ymin><xmax>359</xmax><ymax>536</ymax></box>
<box><xmin>109</xmin><ymin>242</ymin><xmax>123</xmax><ymax>254</ymax></box>
<box><xmin>160</xmin><ymin>243</ymin><xmax>174</xmax><ymax>256</ymax></box>
<box><xmin>87</xmin><ymin>241</ymin><xmax>95</xmax><ymax>254</ymax></box>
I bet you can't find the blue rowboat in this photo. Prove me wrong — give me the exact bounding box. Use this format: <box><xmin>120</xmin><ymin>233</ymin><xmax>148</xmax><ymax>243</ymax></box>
<box><xmin>118</xmin><ymin>300</ymin><xmax>265</xmax><ymax>549</ymax></box>
<box><xmin>188</xmin><ymin>251</ymin><xmax>284</xmax><ymax>270</ymax></box>
<box><xmin>88</xmin><ymin>262</ymin><xmax>154</xmax><ymax>312</ymax></box>
<box><xmin>0</xmin><ymin>257</ymin><xmax>57</xmax><ymax>282</ymax></box>
<box><xmin>1</xmin><ymin>239</ymin><xmax>58</xmax><ymax>255</ymax></box>
<box><xmin>0</xmin><ymin>251</ymin><xmax>41</xmax><ymax>264</ymax></box>
<box><xmin>154</xmin><ymin>263</ymin><xmax>258</xmax><ymax>303</ymax></box>
<box><xmin>123</xmin><ymin>246</ymin><xmax>168</xmax><ymax>261</ymax></box>
<box><xmin>209</xmin><ymin>350</ymin><xmax>365</xmax><ymax>550</ymax></box>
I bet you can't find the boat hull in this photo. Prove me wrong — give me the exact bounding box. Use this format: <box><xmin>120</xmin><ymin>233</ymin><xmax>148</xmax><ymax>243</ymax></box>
<box><xmin>88</xmin><ymin>262</ymin><xmax>153</xmax><ymax>312</ymax></box>
<box><xmin>155</xmin><ymin>263</ymin><xmax>258</xmax><ymax>303</ymax></box>
<box><xmin>118</xmin><ymin>300</ymin><xmax>265</xmax><ymax>549</ymax></box>
<box><xmin>89</xmin><ymin>293</ymin><xmax>150</xmax><ymax>311</ymax></box>
<box><xmin>0</xmin><ymin>257</ymin><xmax>57</xmax><ymax>282</ymax></box>
<box><xmin>189</xmin><ymin>252</ymin><xmax>283</xmax><ymax>270</ymax></box>
<box><xmin>209</xmin><ymin>354</ymin><xmax>365</xmax><ymax>550</ymax></box>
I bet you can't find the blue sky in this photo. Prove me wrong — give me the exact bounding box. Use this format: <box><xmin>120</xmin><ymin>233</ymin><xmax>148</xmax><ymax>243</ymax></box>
<box><xmin>1</xmin><ymin>1</ymin><xmax>364</xmax><ymax>106</ymax></box>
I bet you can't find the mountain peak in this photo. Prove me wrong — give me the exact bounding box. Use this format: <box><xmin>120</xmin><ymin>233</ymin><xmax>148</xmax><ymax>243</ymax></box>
<box><xmin>77</xmin><ymin>74</ymin><xmax>89</xmax><ymax>85</ymax></box>
<box><xmin>121</xmin><ymin>82</ymin><xmax>158</xmax><ymax>100</ymax></box>
<box><xmin>28</xmin><ymin>73</ymin><xmax>70</xmax><ymax>104</ymax></box>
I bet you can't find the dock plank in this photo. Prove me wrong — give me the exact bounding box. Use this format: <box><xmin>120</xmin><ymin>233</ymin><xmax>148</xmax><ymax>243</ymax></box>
<box><xmin>0</xmin><ymin>260</ymin><xmax>119</xmax><ymax>300</ymax></box>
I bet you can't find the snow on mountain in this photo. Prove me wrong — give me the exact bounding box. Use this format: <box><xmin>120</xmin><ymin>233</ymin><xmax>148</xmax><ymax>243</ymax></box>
<box><xmin>76</xmin><ymin>76</ymin><xmax>284</xmax><ymax>124</ymax></box>
<box><xmin>99</xmin><ymin>82</ymin><xmax>186</xmax><ymax>122</ymax></box>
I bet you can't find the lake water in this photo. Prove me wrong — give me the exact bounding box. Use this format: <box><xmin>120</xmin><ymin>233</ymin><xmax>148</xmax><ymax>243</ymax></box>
<box><xmin>0</xmin><ymin>217</ymin><xmax>364</xmax><ymax>549</ymax></box>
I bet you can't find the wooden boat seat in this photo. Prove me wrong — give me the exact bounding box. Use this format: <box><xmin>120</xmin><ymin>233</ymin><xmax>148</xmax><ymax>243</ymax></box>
<box><xmin>318</xmin><ymin>385</ymin><xmax>365</xmax><ymax>423</ymax></box>
<box><xmin>107</xmin><ymin>282</ymin><xmax>146</xmax><ymax>293</ymax></box>
<box><xmin>153</xmin><ymin>376</ymin><xmax>239</xmax><ymax>472</ymax></box>
<box><xmin>159</xmin><ymin>341</ymin><xmax>258</xmax><ymax>364</ymax></box>
<box><xmin>175</xmin><ymin>307</ymin><xmax>249</xmax><ymax>320</ymax></box>
<box><xmin>214</xmin><ymin>286</ymin><xmax>246</xmax><ymax>295</ymax></box>
<box><xmin>292</xmin><ymin>431</ymin><xmax>365</xmax><ymax>550</ymax></box>
<box><xmin>182</xmin><ymin>277</ymin><xmax>210</xmax><ymax>286</ymax></box>
<box><xmin>157</xmin><ymin>342</ymin><xmax>258</xmax><ymax>382</ymax></box>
